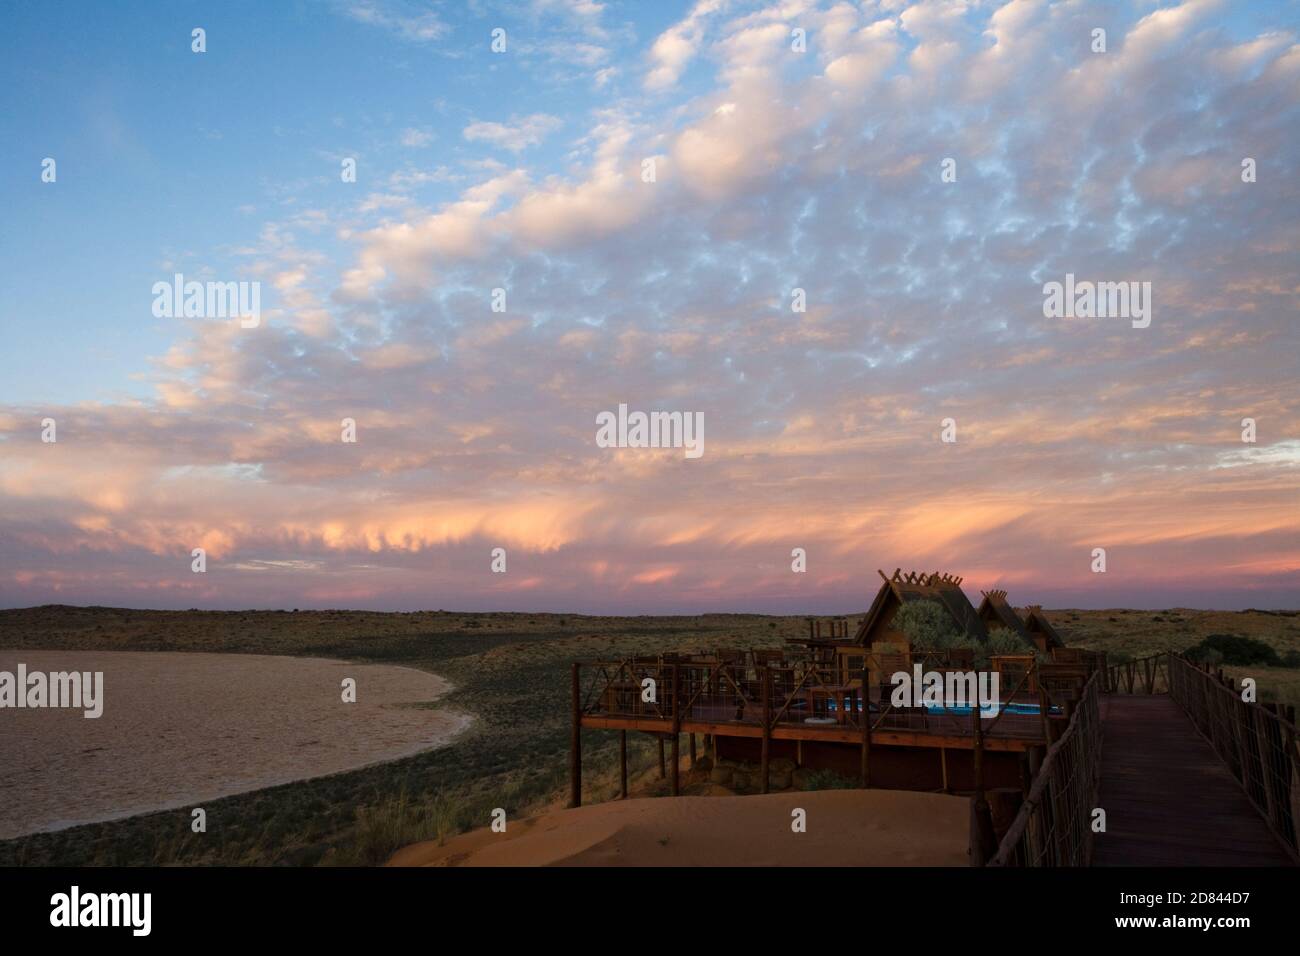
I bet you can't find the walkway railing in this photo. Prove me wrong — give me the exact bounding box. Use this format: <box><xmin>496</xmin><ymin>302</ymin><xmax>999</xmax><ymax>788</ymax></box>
<box><xmin>1166</xmin><ymin>654</ymin><xmax>1300</xmax><ymax>862</ymax></box>
<box><xmin>1105</xmin><ymin>653</ymin><xmax>1170</xmax><ymax>694</ymax></box>
<box><xmin>993</xmin><ymin>650</ymin><xmax>1300</xmax><ymax>866</ymax></box>
<box><xmin>987</xmin><ymin>670</ymin><xmax>1104</xmax><ymax>866</ymax></box>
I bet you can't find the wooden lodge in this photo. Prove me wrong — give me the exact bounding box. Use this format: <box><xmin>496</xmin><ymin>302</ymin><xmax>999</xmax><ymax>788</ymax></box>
<box><xmin>856</xmin><ymin>568</ymin><xmax>988</xmax><ymax>647</ymax></box>
<box><xmin>1022</xmin><ymin>605</ymin><xmax>1066</xmax><ymax>652</ymax></box>
<box><xmin>975</xmin><ymin>589</ymin><xmax>1035</xmax><ymax>648</ymax></box>
<box><xmin>570</xmin><ymin>571</ymin><xmax>1108</xmax><ymax>819</ymax></box>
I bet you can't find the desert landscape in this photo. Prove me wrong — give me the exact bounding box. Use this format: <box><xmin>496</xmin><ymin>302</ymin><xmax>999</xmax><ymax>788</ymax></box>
<box><xmin>2</xmin><ymin>603</ymin><xmax>1297</xmax><ymax>866</ymax></box>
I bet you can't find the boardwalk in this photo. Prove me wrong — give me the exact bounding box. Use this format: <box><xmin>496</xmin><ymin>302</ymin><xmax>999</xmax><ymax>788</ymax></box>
<box><xmin>1092</xmin><ymin>695</ymin><xmax>1293</xmax><ymax>866</ymax></box>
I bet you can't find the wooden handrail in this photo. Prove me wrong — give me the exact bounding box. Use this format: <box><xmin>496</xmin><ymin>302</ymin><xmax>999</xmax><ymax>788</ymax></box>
<box><xmin>988</xmin><ymin>670</ymin><xmax>1103</xmax><ymax>866</ymax></box>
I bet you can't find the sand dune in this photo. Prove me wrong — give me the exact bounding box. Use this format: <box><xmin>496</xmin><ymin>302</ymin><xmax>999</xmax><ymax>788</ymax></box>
<box><xmin>389</xmin><ymin>789</ymin><xmax>970</xmax><ymax>866</ymax></box>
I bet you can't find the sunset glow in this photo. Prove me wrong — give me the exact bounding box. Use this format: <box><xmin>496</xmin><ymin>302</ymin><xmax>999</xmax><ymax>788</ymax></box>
<box><xmin>1</xmin><ymin>0</ymin><xmax>1296</xmax><ymax>612</ymax></box>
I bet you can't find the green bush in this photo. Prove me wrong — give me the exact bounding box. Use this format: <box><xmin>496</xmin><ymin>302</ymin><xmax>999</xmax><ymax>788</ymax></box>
<box><xmin>800</xmin><ymin>769</ymin><xmax>857</xmax><ymax>791</ymax></box>
<box><xmin>893</xmin><ymin>601</ymin><xmax>1045</xmax><ymax>668</ymax></box>
<box><xmin>1193</xmin><ymin>648</ymin><xmax>1225</xmax><ymax>666</ymax></box>
<box><xmin>986</xmin><ymin>629</ymin><xmax>1031</xmax><ymax>657</ymax></box>
<box><xmin>891</xmin><ymin>600</ymin><xmax>963</xmax><ymax>649</ymax></box>
<box><xmin>1186</xmin><ymin>634</ymin><xmax>1280</xmax><ymax>667</ymax></box>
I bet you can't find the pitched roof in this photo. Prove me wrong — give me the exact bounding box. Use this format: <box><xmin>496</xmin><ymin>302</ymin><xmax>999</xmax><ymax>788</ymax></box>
<box><xmin>853</xmin><ymin>569</ymin><xmax>989</xmax><ymax>645</ymax></box>
<box><xmin>1021</xmin><ymin>605</ymin><xmax>1066</xmax><ymax>648</ymax></box>
<box><xmin>977</xmin><ymin>589</ymin><xmax>1033</xmax><ymax>644</ymax></box>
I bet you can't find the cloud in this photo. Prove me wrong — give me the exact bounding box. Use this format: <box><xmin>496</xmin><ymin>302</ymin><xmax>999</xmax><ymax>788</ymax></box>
<box><xmin>399</xmin><ymin>128</ymin><xmax>434</xmax><ymax>148</ymax></box>
<box><xmin>337</xmin><ymin>0</ymin><xmax>449</xmax><ymax>43</ymax></box>
<box><xmin>3</xmin><ymin>0</ymin><xmax>1299</xmax><ymax>612</ymax></box>
<box><xmin>463</xmin><ymin>114</ymin><xmax>563</xmax><ymax>152</ymax></box>
<box><xmin>645</xmin><ymin>0</ymin><xmax>727</xmax><ymax>90</ymax></box>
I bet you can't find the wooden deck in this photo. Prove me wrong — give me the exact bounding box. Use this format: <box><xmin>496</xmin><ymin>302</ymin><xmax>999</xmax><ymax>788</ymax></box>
<box><xmin>581</xmin><ymin>698</ymin><xmax>1048</xmax><ymax>752</ymax></box>
<box><xmin>1092</xmin><ymin>694</ymin><xmax>1294</xmax><ymax>866</ymax></box>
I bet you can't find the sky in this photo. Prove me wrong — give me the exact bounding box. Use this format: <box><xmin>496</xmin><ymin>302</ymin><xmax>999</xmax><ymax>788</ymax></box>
<box><xmin>0</xmin><ymin>0</ymin><xmax>1297</xmax><ymax>614</ymax></box>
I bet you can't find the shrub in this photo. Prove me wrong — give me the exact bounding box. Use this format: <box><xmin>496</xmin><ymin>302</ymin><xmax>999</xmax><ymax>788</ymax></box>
<box><xmin>986</xmin><ymin>629</ymin><xmax>1031</xmax><ymax>657</ymax></box>
<box><xmin>800</xmin><ymin>769</ymin><xmax>857</xmax><ymax>791</ymax></box>
<box><xmin>1188</xmin><ymin>647</ymin><xmax>1224</xmax><ymax>666</ymax></box>
<box><xmin>891</xmin><ymin>600</ymin><xmax>962</xmax><ymax>649</ymax></box>
<box><xmin>1186</xmin><ymin>634</ymin><xmax>1281</xmax><ymax>667</ymax></box>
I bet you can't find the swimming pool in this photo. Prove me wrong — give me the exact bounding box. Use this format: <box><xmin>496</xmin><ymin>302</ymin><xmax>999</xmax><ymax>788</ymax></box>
<box><xmin>815</xmin><ymin>699</ymin><xmax>1061</xmax><ymax>717</ymax></box>
<box><xmin>922</xmin><ymin>701</ymin><xmax>1059</xmax><ymax>716</ymax></box>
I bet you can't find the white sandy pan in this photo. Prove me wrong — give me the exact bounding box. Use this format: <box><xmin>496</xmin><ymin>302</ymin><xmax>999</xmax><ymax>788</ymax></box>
<box><xmin>0</xmin><ymin>650</ymin><xmax>470</xmax><ymax>839</ymax></box>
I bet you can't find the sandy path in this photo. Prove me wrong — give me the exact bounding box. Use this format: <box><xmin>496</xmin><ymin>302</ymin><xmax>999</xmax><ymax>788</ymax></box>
<box><xmin>388</xmin><ymin>789</ymin><xmax>970</xmax><ymax>866</ymax></box>
<box><xmin>0</xmin><ymin>650</ymin><xmax>471</xmax><ymax>839</ymax></box>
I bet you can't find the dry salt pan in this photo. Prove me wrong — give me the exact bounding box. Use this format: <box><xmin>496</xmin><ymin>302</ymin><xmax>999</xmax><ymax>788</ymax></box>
<box><xmin>0</xmin><ymin>650</ymin><xmax>470</xmax><ymax>840</ymax></box>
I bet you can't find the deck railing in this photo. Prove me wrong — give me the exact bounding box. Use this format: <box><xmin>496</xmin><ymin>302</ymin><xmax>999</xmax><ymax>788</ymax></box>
<box><xmin>578</xmin><ymin>652</ymin><xmax>1054</xmax><ymax>741</ymax></box>
<box><xmin>571</xmin><ymin>650</ymin><xmax>1074</xmax><ymax>807</ymax></box>
<box><xmin>986</xmin><ymin>670</ymin><xmax>1104</xmax><ymax>866</ymax></box>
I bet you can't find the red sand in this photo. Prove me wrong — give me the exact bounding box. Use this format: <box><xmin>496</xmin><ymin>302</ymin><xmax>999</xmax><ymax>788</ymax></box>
<box><xmin>389</xmin><ymin>789</ymin><xmax>970</xmax><ymax>866</ymax></box>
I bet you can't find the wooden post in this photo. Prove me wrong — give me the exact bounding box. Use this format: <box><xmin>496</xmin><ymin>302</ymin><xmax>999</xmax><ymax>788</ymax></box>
<box><xmin>671</xmin><ymin>664</ymin><xmax>681</xmax><ymax>796</ymax></box>
<box><xmin>1027</xmin><ymin>745</ymin><xmax>1044</xmax><ymax>779</ymax></box>
<box><xmin>971</xmin><ymin>704</ymin><xmax>997</xmax><ymax>863</ymax></box>
<box><xmin>970</xmin><ymin>798</ymin><xmax>985</xmax><ymax>866</ymax></box>
<box><xmin>1252</xmin><ymin>705</ymin><xmax>1278</xmax><ymax>826</ymax></box>
<box><xmin>619</xmin><ymin>730</ymin><xmax>628</xmax><ymax>799</ymax></box>
<box><xmin>689</xmin><ymin>732</ymin><xmax>696</xmax><ymax>768</ymax></box>
<box><xmin>569</xmin><ymin>662</ymin><xmax>582</xmax><ymax>808</ymax></box>
<box><xmin>761</xmin><ymin>667</ymin><xmax>772</xmax><ymax>794</ymax></box>
<box><xmin>860</xmin><ymin>679</ymin><xmax>871</xmax><ymax>788</ymax></box>
<box><xmin>1037</xmin><ymin>683</ymin><xmax>1056</xmax><ymax>745</ymax></box>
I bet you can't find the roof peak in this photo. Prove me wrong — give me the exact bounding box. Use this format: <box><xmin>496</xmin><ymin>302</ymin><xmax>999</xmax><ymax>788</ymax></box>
<box><xmin>879</xmin><ymin>567</ymin><xmax>964</xmax><ymax>587</ymax></box>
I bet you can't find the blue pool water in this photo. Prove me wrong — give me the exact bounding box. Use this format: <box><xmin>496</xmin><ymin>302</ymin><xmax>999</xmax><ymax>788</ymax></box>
<box><xmin>818</xmin><ymin>699</ymin><xmax>1061</xmax><ymax>717</ymax></box>
<box><xmin>923</xmin><ymin>701</ymin><xmax>1058</xmax><ymax>716</ymax></box>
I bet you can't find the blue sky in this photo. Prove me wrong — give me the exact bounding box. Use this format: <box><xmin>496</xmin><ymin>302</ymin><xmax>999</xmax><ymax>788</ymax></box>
<box><xmin>1</xmin><ymin>0</ymin><xmax>1297</xmax><ymax>612</ymax></box>
<box><xmin>1</xmin><ymin>0</ymin><xmax>1284</xmax><ymax>405</ymax></box>
<box><xmin>0</xmin><ymin>0</ymin><xmax>692</xmax><ymax>403</ymax></box>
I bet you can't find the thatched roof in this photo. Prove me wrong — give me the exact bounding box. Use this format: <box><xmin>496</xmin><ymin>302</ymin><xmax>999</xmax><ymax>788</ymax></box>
<box><xmin>853</xmin><ymin>569</ymin><xmax>988</xmax><ymax>645</ymax></box>
<box><xmin>1021</xmin><ymin>605</ymin><xmax>1066</xmax><ymax>649</ymax></box>
<box><xmin>976</xmin><ymin>589</ymin><xmax>1034</xmax><ymax>645</ymax></box>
